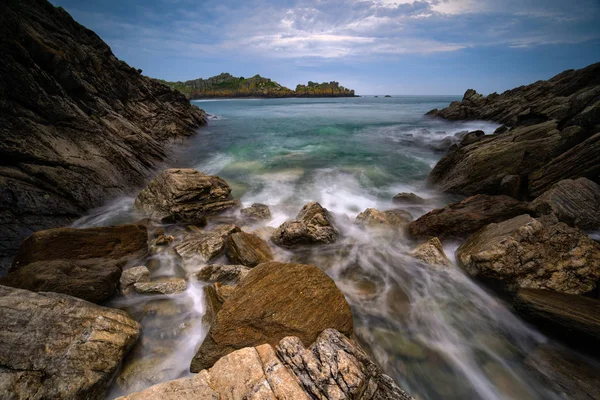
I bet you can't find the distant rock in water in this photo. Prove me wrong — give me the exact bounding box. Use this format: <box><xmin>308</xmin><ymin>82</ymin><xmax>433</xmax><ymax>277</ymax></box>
<box><xmin>0</xmin><ymin>0</ymin><xmax>207</xmax><ymax>273</ymax></box>
<box><xmin>294</xmin><ymin>81</ymin><xmax>356</xmax><ymax>97</ymax></box>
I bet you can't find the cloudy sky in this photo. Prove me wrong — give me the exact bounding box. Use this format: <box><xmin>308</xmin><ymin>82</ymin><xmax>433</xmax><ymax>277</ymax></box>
<box><xmin>51</xmin><ymin>0</ymin><xmax>600</xmax><ymax>94</ymax></box>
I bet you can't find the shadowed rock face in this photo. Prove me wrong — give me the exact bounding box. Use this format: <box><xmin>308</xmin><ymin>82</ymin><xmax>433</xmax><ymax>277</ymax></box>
<box><xmin>0</xmin><ymin>0</ymin><xmax>207</xmax><ymax>274</ymax></box>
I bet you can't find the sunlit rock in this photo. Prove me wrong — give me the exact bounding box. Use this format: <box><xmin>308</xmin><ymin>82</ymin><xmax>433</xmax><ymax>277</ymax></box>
<box><xmin>225</xmin><ymin>231</ymin><xmax>274</xmax><ymax>267</ymax></box>
<box><xmin>240</xmin><ymin>203</ymin><xmax>271</xmax><ymax>222</ymax></box>
<box><xmin>134</xmin><ymin>278</ymin><xmax>187</xmax><ymax>295</ymax></box>
<box><xmin>411</xmin><ymin>237</ymin><xmax>450</xmax><ymax>267</ymax></box>
<box><xmin>271</xmin><ymin>202</ymin><xmax>339</xmax><ymax>246</ymax></box>
<box><xmin>355</xmin><ymin>208</ymin><xmax>413</xmax><ymax>229</ymax></box>
<box><xmin>120</xmin><ymin>265</ymin><xmax>151</xmax><ymax>296</ymax></box>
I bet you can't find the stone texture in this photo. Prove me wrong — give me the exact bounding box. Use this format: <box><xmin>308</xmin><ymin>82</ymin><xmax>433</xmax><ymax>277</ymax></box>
<box><xmin>408</xmin><ymin>194</ymin><xmax>530</xmax><ymax>240</ymax></box>
<box><xmin>411</xmin><ymin>238</ymin><xmax>450</xmax><ymax>267</ymax></box>
<box><xmin>529</xmin><ymin>177</ymin><xmax>600</xmax><ymax>230</ymax></box>
<box><xmin>355</xmin><ymin>208</ymin><xmax>413</xmax><ymax>229</ymax></box>
<box><xmin>0</xmin><ymin>285</ymin><xmax>140</xmax><ymax>399</ymax></box>
<box><xmin>134</xmin><ymin>278</ymin><xmax>187</xmax><ymax>295</ymax></box>
<box><xmin>175</xmin><ymin>225</ymin><xmax>240</xmax><ymax>263</ymax></box>
<box><xmin>120</xmin><ymin>265</ymin><xmax>151</xmax><ymax>295</ymax></box>
<box><xmin>392</xmin><ymin>192</ymin><xmax>426</xmax><ymax>205</ymax></box>
<box><xmin>134</xmin><ymin>169</ymin><xmax>239</xmax><ymax>225</ymax></box>
<box><xmin>225</xmin><ymin>232</ymin><xmax>274</xmax><ymax>267</ymax></box>
<box><xmin>202</xmin><ymin>285</ymin><xmax>222</xmax><ymax>327</ymax></box>
<box><xmin>190</xmin><ymin>262</ymin><xmax>353</xmax><ymax>371</ymax></box>
<box><xmin>0</xmin><ymin>0</ymin><xmax>206</xmax><ymax>273</ymax></box>
<box><xmin>196</xmin><ymin>264</ymin><xmax>250</xmax><ymax>284</ymax></box>
<box><xmin>272</xmin><ymin>202</ymin><xmax>339</xmax><ymax>246</ymax></box>
<box><xmin>457</xmin><ymin>215</ymin><xmax>600</xmax><ymax>294</ymax></box>
<box><xmin>240</xmin><ymin>203</ymin><xmax>272</xmax><ymax>221</ymax></box>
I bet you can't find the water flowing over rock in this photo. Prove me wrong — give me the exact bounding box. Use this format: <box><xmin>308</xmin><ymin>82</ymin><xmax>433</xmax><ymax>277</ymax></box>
<box><xmin>117</xmin><ymin>330</ymin><xmax>412</xmax><ymax>400</ymax></box>
<box><xmin>0</xmin><ymin>0</ymin><xmax>207</xmax><ymax>273</ymax></box>
<box><xmin>355</xmin><ymin>208</ymin><xmax>413</xmax><ymax>229</ymax></box>
<box><xmin>408</xmin><ymin>194</ymin><xmax>530</xmax><ymax>240</ymax></box>
<box><xmin>120</xmin><ymin>265</ymin><xmax>151</xmax><ymax>295</ymax></box>
<box><xmin>411</xmin><ymin>238</ymin><xmax>450</xmax><ymax>267</ymax></box>
<box><xmin>134</xmin><ymin>278</ymin><xmax>187</xmax><ymax>295</ymax></box>
<box><xmin>225</xmin><ymin>231</ymin><xmax>274</xmax><ymax>267</ymax></box>
<box><xmin>457</xmin><ymin>215</ymin><xmax>600</xmax><ymax>294</ymax></box>
<box><xmin>529</xmin><ymin>177</ymin><xmax>600</xmax><ymax>230</ymax></box>
<box><xmin>134</xmin><ymin>169</ymin><xmax>239</xmax><ymax>225</ymax></box>
<box><xmin>0</xmin><ymin>285</ymin><xmax>140</xmax><ymax>399</ymax></box>
<box><xmin>190</xmin><ymin>262</ymin><xmax>353</xmax><ymax>371</ymax></box>
<box><xmin>271</xmin><ymin>202</ymin><xmax>339</xmax><ymax>246</ymax></box>
<box><xmin>240</xmin><ymin>203</ymin><xmax>272</xmax><ymax>222</ymax></box>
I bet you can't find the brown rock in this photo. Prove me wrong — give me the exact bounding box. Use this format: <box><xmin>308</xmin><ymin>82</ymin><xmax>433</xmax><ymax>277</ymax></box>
<box><xmin>174</xmin><ymin>224</ymin><xmax>240</xmax><ymax>263</ymax></box>
<box><xmin>134</xmin><ymin>278</ymin><xmax>187</xmax><ymax>295</ymax></box>
<box><xmin>272</xmin><ymin>202</ymin><xmax>339</xmax><ymax>246</ymax></box>
<box><xmin>457</xmin><ymin>215</ymin><xmax>600</xmax><ymax>294</ymax></box>
<box><xmin>202</xmin><ymin>285</ymin><xmax>221</xmax><ymax>326</ymax></box>
<box><xmin>190</xmin><ymin>262</ymin><xmax>353</xmax><ymax>371</ymax></box>
<box><xmin>409</xmin><ymin>194</ymin><xmax>530</xmax><ymax>240</ymax></box>
<box><xmin>214</xmin><ymin>282</ymin><xmax>236</xmax><ymax>303</ymax></box>
<box><xmin>225</xmin><ymin>231</ymin><xmax>274</xmax><ymax>267</ymax></box>
<box><xmin>240</xmin><ymin>203</ymin><xmax>271</xmax><ymax>221</ymax></box>
<box><xmin>355</xmin><ymin>208</ymin><xmax>413</xmax><ymax>229</ymax></box>
<box><xmin>120</xmin><ymin>265</ymin><xmax>151</xmax><ymax>295</ymax></box>
<box><xmin>392</xmin><ymin>192</ymin><xmax>426</xmax><ymax>205</ymax></box>
<box><xmin>134</xmin><ymin>169</ymin><xmax>239</xmax><ymax>225</ymax></box>
<box><xmin>196</xmin><ymin>264</ymin><xmax>250</xmax><ymax>284</ymax></box>
<box><xmin>411</xmin><ymin>237</ymin><xmax>450</xmax><ymax>267</ymax></box>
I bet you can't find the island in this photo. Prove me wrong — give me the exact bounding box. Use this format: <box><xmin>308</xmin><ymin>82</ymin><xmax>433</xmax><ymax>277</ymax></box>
<box><xmin>159</xmin><ymin>73</ymin><xmax>357</xmax><ymax>99</ymax></box>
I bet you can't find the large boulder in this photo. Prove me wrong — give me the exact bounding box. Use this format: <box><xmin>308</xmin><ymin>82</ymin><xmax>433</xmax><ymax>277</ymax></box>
<box><xmin>354</xmin><ymin>208</ymin><xmax>413</xmax><ymax>229</ymax></box>
<box><xmin>513</xmin><ymin>289</ymin><xmax>600</xmax><ymax>352</ymax></box>
<box><xmin>0</xmin><ymin>285</ymin><xmax>140</xmax><ymax>399</ymax></box>
<box><xmin>408</xmin><ymin>194</ymin><xmax>530</xmax><ymax>240</ymax></box>
<box><xmin>457</xmin><ymin>215</ymin><xmax>600</xmax><ymax>294</ymax></box>
<box><xmin>529</xmin><ymin>177</ymin><xmax>600</xmax><ymax>230</ymax></box>
<box><xmin>117</xmin><ymin>330</ymin><xmax>413</xmax><ymax>400</ymax></box>
<box><xmin>174</xmin><ymin>224</ymin><xmax>240</xmax><ymax>263</ymax></box>
<box><xmin>225</xmin><ymin>231</ymin><xmax>273</xmax><ymax>267</ymax></box>
<box><xmin>134</xmin><ymin>169</ymin><xmax>239</xmax><ymax>225</ymax></box>
<box><xmin>190</xmin><ymin>262</ymin><xmax>353</xmax><ymax>371</ymax></box>
<box><xmin>271</xmin><ymin>202</ymin><xmax>339</xmax><ymax>247</ymax></box>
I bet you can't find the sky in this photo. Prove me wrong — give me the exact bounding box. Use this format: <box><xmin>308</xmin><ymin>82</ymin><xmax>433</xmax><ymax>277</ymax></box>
<box><xmin>50</xmin><ymin>0</ymin><xmax>600</xmax><ymax>95</ymax></box>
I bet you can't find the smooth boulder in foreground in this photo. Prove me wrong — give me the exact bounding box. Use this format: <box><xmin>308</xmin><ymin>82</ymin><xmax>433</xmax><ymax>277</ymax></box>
<box><xmin>190</xmin><ymin>261</ymin><xmax>353</xmax><ymax>371</ymax></box>
<box><xmin>271</xmin><ymin>202</ymin><xmax>339</xmax><ymax>246</ymax></box>
<box><xmin>134</xmin><ymin>169</ymin><xmax>239</xmax><ymax>225</ymax></box>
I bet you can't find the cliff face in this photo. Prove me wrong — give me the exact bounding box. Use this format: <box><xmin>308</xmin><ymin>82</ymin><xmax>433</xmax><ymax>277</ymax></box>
<box><xmin>0</xmin><ymin>0</ymin><xmax>207</xmax><ymax>273</ymax></box>
<box><xmin>295</xmin><ymin>81</ymin><xmax>355</xmax><ymax>97</ymax></box>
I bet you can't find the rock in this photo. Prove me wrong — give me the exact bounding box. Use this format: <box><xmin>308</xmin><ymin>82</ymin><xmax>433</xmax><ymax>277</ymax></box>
<box><xmin>196</xmin><ymin>264</ymin><xmax>250</xmax><ymax>284</ymax></box>
<box><xmin>10</xmin><ymin>224</ymin><xmax>148</xmax><ymax>272</ymax></box>
<box><xmin>499</xmin><ymin>174</ymin><xmax>522</xmax><ymax>199</ymax></box>
<box><xmin>120</xmin><ymin>265</ymin><xmax>151</xmax><ymax>295</ymax></box>
<box><xmin>529</xmin><ymin>178</ymin><xmax>600</xmax><ymax>230</ymax></box>
<box><xmin>513</xmin><ymin>289</ymin><xmax>600</xmax><ymax>352</ymax></box>
<box><xmin>0</xmin><ymin>0</ymin><xmax>206</xmax><ymax>273</ymax></box>
<box><xmin>494</xmin><ymin>125</ymin><xmax>509</xmax><ymax>134</ymax></box>
<box><xmin>392</xmin><ymin>192</ymin><xmax>426</xmax><ymax>205</ymax></box>
<box><xmin>0</xmin><ymin>285</ymin><xmax>140</xmax><ymax>399</ymax></box>
<box><xmin>0</xmin><ymin>258</ymin><xmax>122</xmax><ymax>304</ymax></box>
<box><xmin>271</xmin><ymin>202</ymin><xmax>339</xmax><ymax>246</ymax></box>
<box><xmin>214</xmin><ymin>282</ymin><xmax>236</xmax><ymax>303</ymax></box>
<box><xmin>202</xmin><ymin>285</ymin><xmax>222</xmax><ymax>326</ymax></box>
<box><xmin>355</xmin><ymin>208</ymin><xmax>413</xmax><ymax>228</ymax></box>
<box><xmin>190</xmin><ymin>262</ymin><xmax>353</xmax><ymax>371</ymax></box>
<box><xmin>408</xmin><ymin>194</ymin><xmax>530</xmax><ymax>240</ymax></box>
<box><xmin>252</xmin><ymin>226</ymin><xmax>276</xmax><ymax>241</ymax></box>
<box><xmin>459</xmin><ymin>130</ymin><xmax>485</xmax><ymax>146</ymax></box>
<box><xmin>134</xmin><ymin>169</ymin><xmax>239</xmax><ymax>225</ymax></box>
<box><xmin>174</xmin><ymin>224</ymin><xmax>240</xmax><ymax>263</ymax></box>
<box><xmin>118</xmin><ymin>330</ymin><xmax>412</xmax><ymax>400</ymax></box>
<box><xmin>240</xmin><ymin>203</ymin><xmax>271</xmax><ymax>221</ymax></box>
<box><xmin>457</xmin><ymin>215</ymin><xmax>600</xmax><ymax>294</ymax></box>
<box><xmin>225</xmin><ymin>231</ymin><xmax>273</xmax><ymax>267</ymax></box>
<box><xmin>411</xmin><ymin>237</ymin><xmax>450</xmax><ymax>267</ymax></box>
<box><xmin>134</xmin><ymin>278</ymin><xmax>187</xmax><ymax>295</ymax></box>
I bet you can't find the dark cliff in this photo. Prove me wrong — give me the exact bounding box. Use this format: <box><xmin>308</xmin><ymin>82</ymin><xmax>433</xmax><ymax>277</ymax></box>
<box><xmin>0</xmin><ymin>0</ymin><xmax>207</xmax><ymax>273</ymax></box>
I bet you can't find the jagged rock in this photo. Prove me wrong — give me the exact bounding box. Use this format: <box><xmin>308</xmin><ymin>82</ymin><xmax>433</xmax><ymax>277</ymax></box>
<box><xmin>0</xmin><ymin>0</ymin><xmax>206</xmax><ymax>273</ymax></box>
<box><xmin>134</xmin><ymin>278</ymin><xmax>187</xmax><ymax>295</ymax></box>
<box><xmin>529</xmin><ymin>177</ymin><xmax>600</xmax><ymax>230</ymax></box>
<box><xmin>0</xmin><ymin>285</ymin><xmax>140</xmax><ymax>399</ymax></box>
<box><xmin>202</xmin><ymin>285</ymin><xmax>221</xmax><ymax>326</ymax></box>
<box><xmin>196</xmin><ymin>264</ymin><xmax>250</xmax><ymax>284</ymax></box>
<box><xmin>240</xmin><ymin>203</ymin><xmax>271</xmax><ymax>221</ymax></box>
<box><xmin>392</xmin><ymin>192</ymin><xmax>426</xmax><ymax>205</ymax></box>
<box><xmin>411</xmin><ymin>238</ymin><xmax>450</xmax><ymax>267</ymax></box>
<box><xmin>355</xmin><ymin>208</ymin><xmax>413</xmax><ymax>229</ymax></box>
<box><xmin>174</xmin><ymin>224</ymin><xmax>240</xmax><ymax>263</ymax></box>
<box><xmin>117</xmin><ymin>330</ymin><xmax>412</xmax><ymax>400</ymax></box>
<box><xmin>190</xmin><ymin>262</ymin><xmax>353</xmax><ymax>371</ymax></box>
<box><xmin>271</xmin><ymin>202</ymin><xmax>339</xmax><ymax>246</ymax></box>
<box><xmin>120</xmin><ymin>265</ymin><xmax>151</xmax><ymax>295</ymax></box>
<box><xmin>457</xmin><ymin>215</ymin><xmax>600</xmax><ymax>294</ymax></box>
<box><xmin>10</xmin><ymin>224</ymin><xmax>148</xmax><ymax>272</ymax></box>
<box><xmin>214</xmin><ymin>282</ymin><xmax>236</xmax><ymax>303</ymax></box>
<box><xmin>225</xmin><ymin>231</ymin><xmax>273</xmax><ymax>267</ymax></box>
<box><xmin>459</xmin><ymin>130</ymin><xmax>485</xmax><ymax>146</ymax></box>
<box><xmin>408</xmin><ymin>194</ymin><xmax>530</xmax><ymax>240</ymax></box>
<box><xmin>134</xmin><ymin>169</ymin><xmax>239</xmax><ymax>225</ymax></box>
<box><xmin>0</xmin><ymin>258</ymin><xmax>122</xmax><ymax>303</ymax></box>
<box><xmin>513</xmin><ymin>289</ymin><xmax>600</xmax><ymax>352</ymax></box>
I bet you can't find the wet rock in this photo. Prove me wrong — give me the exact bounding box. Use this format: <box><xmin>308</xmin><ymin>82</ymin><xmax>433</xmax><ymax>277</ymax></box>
<box><xmin>146</xmin><ymin>246</ymin><xmax>185</xmax><ymax>279</ymax></box>
<box><xmin>10</xmin><ymin>224</ymin><xmax>148</xmax><ymax>272</ymax></box>
<box><xmin>196</xmin><ymin>264</ymin><xmax>250</xmax><ymax>284</ymax></box>
<box><xmin>513</xmin><ymin>289</ymin><xmax>600</xmax><ymax>352</ymax></box>
<box><xmin>499</xmin><ymin>174</ymin><xmax>522</xmax><ymax>199</ymax></box>
<box><xmin>190</xmin><ymin>262</ymin><xmax>353</xmax><ymax>371</ymax></box>
<box><xmin>494</xmin><ymin>125</ymin><xmax>509</xmax><ymax>134</ymax></box>
<box><xmin>240</xmin><ymin>203</ymin><xmax>271</xmax><ymax>222</ymax></box>
<box><xmin>411</xmin><ymin>237</ymin><xmax>450</xmax><ymax>267</ymax></box>
<box><xmin>114</xmin><ymin>354</ymin><xmax>177</xmax><ymax>396</ymax></box>
<box><xmin>0</xmin><ymin>258</ymin><xmax>122</xmax><ymax>304</ymax></box>
<box><xmin>372</xmin><ymin>328</ymin><xmax>427</xmax><ymax>360</ymax></box>
<box><xmin>214</xmin><ymin>282</ymin><xmax>236</xmax><ymax>303</ymax></box>
<box><xmin>529</xmin><ymin>177</ymin><xmax>600</xmax><ymax>230</ymax></box>
<box><xmin>225</xmin><ymin>231</ymin><xmax>274</xmax><ymax>267</ymax></box>
<box><xmin>174</xmin><ymin>224</ymin><xmax>240</xmax><ymax>263</ymax></box>
<box><xmin>0</xmin><ymin>285</ymin><xmax>140</xmax><ymax>399</ymax></box>
<box><xmin>457</xmin><ymin>215</ymin><xmax>600</xmax><ymax>294</ymax></box>
<box><xmin>134</xmin><ymin>278</ymin><xmax>187</xmax><ymax>295</ymax></box>
<box><xmin>252</xmin><ymin>226</ymin><xmax>276</xmax><ymax>241</ymax></box>
<box><xmin>202</xmin><ymin>285</ymin><xmax>222</xmax><ymax>326</ymax></box>
<box><xmin>134</xmin><ymin>169</ymin><xmax>239</xmax><ymax>225</ymax></box>
<box><xmin>392</xmin><ymin>192</ymin><xmax>426</xmax><ymax>205</ymax></box>
<box><xmin>120</xmin><ymin>265</ymin><xmax>151</xmax><ymax>295</ymax></box>
<box><xmin>355</xmin><ymin>208</ymin><xmax>413</xmax><ymax>229</ymax></box>
<box><xmin>409</xmin><ymin>194</ymin><xmax>530</xmax><ymax>240</ymax></box>
<box><xmin>459</xmin><ymin>130</ymin><xmax>485</xmax><ymax>146</ymax></box>
<box><xmin>271</xmin><ymin>202</ymin><xmax>339</xmax><ymax>246</ymax></box>
<box><xmin>153</xmin><ymin>235</ymin><xmax>173</xmax><ymax>246</ymax></box>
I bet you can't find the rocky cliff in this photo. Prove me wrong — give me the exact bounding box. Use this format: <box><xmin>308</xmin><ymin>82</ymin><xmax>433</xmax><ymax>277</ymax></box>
<box><xmin>0</xmin><ymin>0</ymin><xmax>207</xmax><ymax>273</ymax></box>
<box><xmin>295</xmin><ymin>81</ymin><xmax>356</xmax><ymax>97</ymax></box>
<box><xmin>425</xmin><ymin>62</ymin><xmax>600</xmax><ymax>198</ymax></box>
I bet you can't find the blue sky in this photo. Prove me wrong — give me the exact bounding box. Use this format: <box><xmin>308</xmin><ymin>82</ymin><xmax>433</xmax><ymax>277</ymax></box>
<box><xmin>50</xmin><ymin>0</ymin><xmax>600</xmax><ymax>95</ymax></box>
